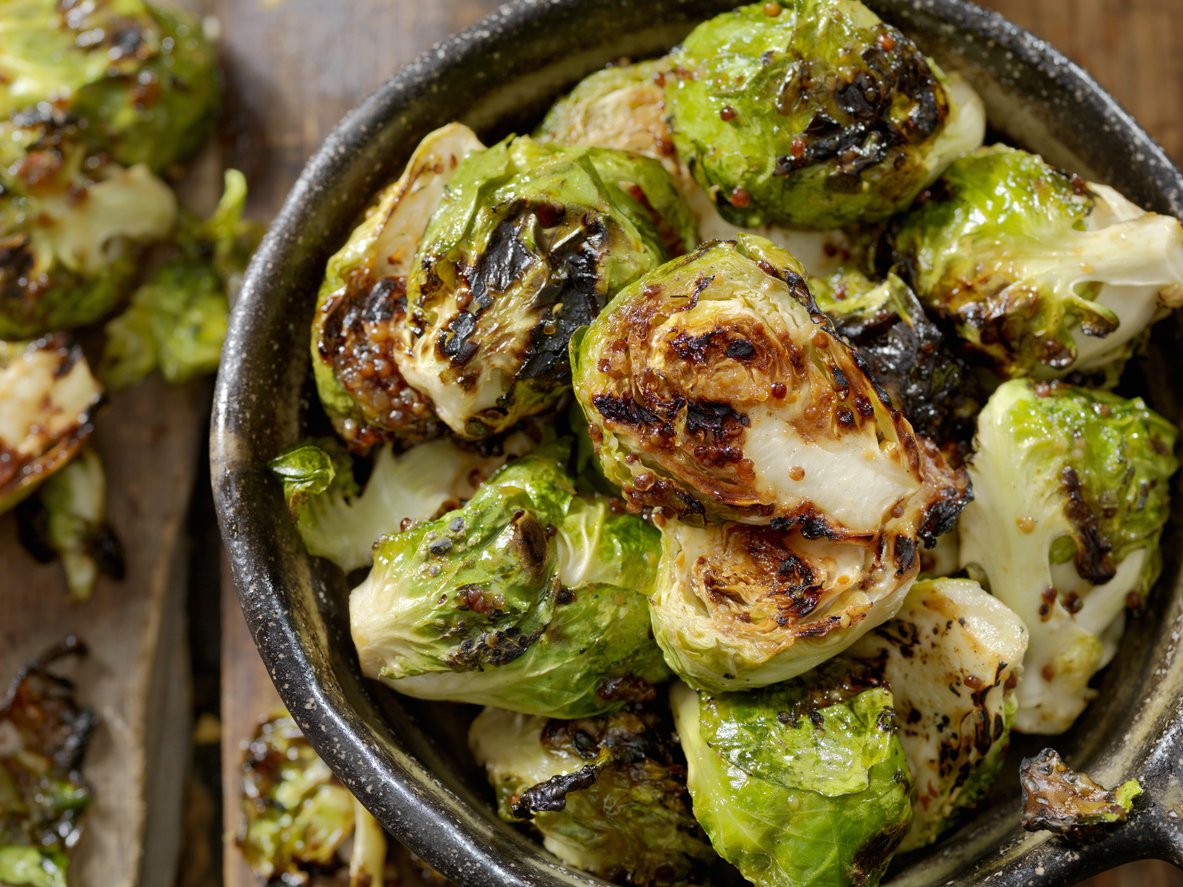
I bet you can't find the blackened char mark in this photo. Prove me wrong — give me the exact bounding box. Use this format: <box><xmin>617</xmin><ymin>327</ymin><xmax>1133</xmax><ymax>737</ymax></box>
<box><xmin>1060</xmin><ymin>465</ymin><xmax>1115</xmax><ymax>583</ymax></box>
<box><xmin>511</xmin><ymin>764</ymin><xmax>599</xmax><ymax>818</ymax></box>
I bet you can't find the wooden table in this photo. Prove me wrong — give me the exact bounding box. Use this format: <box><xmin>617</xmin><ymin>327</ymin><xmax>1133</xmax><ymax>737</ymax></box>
<box><xmin>211</xmin><ymin>2</ymin><xmax>1183</xmax><ymax>886</ymax></box>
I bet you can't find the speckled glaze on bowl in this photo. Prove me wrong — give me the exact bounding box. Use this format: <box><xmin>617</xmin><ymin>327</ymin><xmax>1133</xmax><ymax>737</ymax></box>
<box><xmin>211</xmin><ymin>1</ymin><xmax>1183</xmax><ymax>884</ymax></box>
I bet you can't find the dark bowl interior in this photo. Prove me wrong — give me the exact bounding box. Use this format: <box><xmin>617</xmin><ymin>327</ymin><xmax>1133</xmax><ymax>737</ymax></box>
<box><xmin>212</xmin><ymin>1</ymin><xmax>1183</xmax><ymax>884</ymax></box>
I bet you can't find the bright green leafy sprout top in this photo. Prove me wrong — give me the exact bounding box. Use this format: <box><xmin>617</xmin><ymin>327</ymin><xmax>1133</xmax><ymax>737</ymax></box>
<box><xmin>469</xmin><ymin>704</ymin><xmax>717</xmax><ymax>885</ymax></box>
<box><xmin>884</xmin><ymin>145</ymin><xmax>1183</xmax><ymax>377</ymax></box>
<box><xmin>396</xmin><ymin>134</ymin><xmax>697</xmax><ymax>440</ymax></box>
<box><xmin>664</xmin><ymin>0</ymin><xmax>985</xmax><ymax>229</ymax></box>
<box><xmin>671</xmin><ymin>661</ymin><xmax>912</xmax><ymax>887</ymax></box>
<box><xmin>312</xmin><ymin>123</ymin><xmax>484</xmax><ymax>452</ymax></box>
<box><xmin>572</xmin><ymin>233</ymin><xmax>969</xmax><ymax>543</ymax></box>
<box><xmin>0</xmin><ymin>0</ymin><xmax>219</xmax><ymax>173</ymax></box>
<box><xmin>959</xmin><ymin>380</ymin><xmax>1177</xmax><ymax>734</ymax></box>
<box><xmin>850</xmin><ymin>578</ymin><xmax>1027</xmax><ymax>850</ymax></box>
<box><xmin>0</xmin><ymin>335</ymin><xmax>103</xmax><ymax>515</ymax></box>
<box><xmin>349</xmin><ymin>443</ymin><xmax>670</xmax><ymax>718</ymax></box>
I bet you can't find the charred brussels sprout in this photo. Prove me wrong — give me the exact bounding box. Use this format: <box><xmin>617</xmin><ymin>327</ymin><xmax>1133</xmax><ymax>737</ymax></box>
<box><xmin>959</xmin><ymin>380</ymin><xmax>1177</xmax><ymax>734</ymax></box>
<box><xmin>349</xmin><ymin>445</ymin><xmax>670</xmax><ymax>717</ymax></box>
<box><xmin>0</xmin><ymin>335</ymin><xmax>103</xmax><ymax>514</ymax></box>
<box><xmin>664</xmin><ymin>0</ymin><xmax>985</xmax><ymax>229</ymax></box>
<box><xmin>269</xmin><ymin>428</ymin><xmax>543</xmax><ymax>573</ymax></box>
<box><xmin>0</xmin><ymin>0</ymin><xmax>218</xmax><ymax>172</ymax></box>
<box><xmin>883</xmin><ymin>145</ymin><xmax>1183</xmax><ymax>377</ymax></box>
<box><xmin>0</xmin><ymin>637</ymin><xmax>95</xmax><ymax>887</ymax></box>
<box><xmin>239</xmin><ymin>713</ymin><xmax>390</xmax><ymax>887</ymax></box>
<box><xmin>851</xmin><ymin>578</ymin><xmax>1027</xmax><ymax>849</ymax></box>
<box><xmin>312</xmin><ymin>123</ymin><xmax>484</xmax><ymax>451</ymax></box>
<box><xmin>1019</xmin><ymin>749</ymin><xmax>1141</xmax><ymax>841</ymax></box>
<box><xmin>397</xmin><ymin>134</ymin><xmax>696</xmax><ymax>440</ymax></box>
<box><xmin>811</xmin><ymin>267</ymin><xmax>979</xmax><ymax>449</ymax></box>
<box><xmin>469</xmin><ymin>705</ymin><xmax>716</xmax><ymax>885</ymax></box>
<box><xmin>0</xmin><ymin>114</ymin><xmax>177</xmax><ymax>339</ymax></box>
<box><xmin>572</xmin><ymin>234</ymin><xmax>968</xmax><ymax>541</ymax></box>
<box><xmin>650</xmin><ymin>518</ymin><xmax>918</xmax><ymax>693</ymax></box>
<box><xmin>671</xmin><ymin>663</ymin><xmax>912</xmax><ymax>887</ymax></box>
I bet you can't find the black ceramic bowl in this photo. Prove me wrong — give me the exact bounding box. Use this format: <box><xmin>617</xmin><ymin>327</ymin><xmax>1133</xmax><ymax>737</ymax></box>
<box><xmin>212</xmin><ymin>1</ymin><xmax>1183</xmax><ymax>883</ymax></box>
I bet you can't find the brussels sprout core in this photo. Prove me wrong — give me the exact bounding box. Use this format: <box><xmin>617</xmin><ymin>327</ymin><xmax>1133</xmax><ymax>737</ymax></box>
<box><xmin>665</xmin><ymin>0</ymin><xmax>985</xmax><ymax>229</ymax></box>
<box><xmin>573</xmin><ymin>234</ymin><xmax>968</xmax><ymax>541</ymax></box>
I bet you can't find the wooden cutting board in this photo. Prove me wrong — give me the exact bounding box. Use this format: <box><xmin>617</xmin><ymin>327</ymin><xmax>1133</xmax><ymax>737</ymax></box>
<box><xmin>213</xmin><ymin>2</ymin><xmax>1183</xmax><ymax>886</ymax></box>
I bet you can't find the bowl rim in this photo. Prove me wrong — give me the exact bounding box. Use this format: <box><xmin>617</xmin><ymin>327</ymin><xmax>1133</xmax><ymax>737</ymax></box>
<box><xmin>212</xmin><ymin>1</ymin><xmax>1183</xmax><ymax>884</ymax></box>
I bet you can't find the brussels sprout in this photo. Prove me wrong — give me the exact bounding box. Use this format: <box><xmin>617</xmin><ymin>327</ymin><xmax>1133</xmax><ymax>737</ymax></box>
<box><xmin>269</xmin><ymin>428</ymin><xmax>543</xmax><ymax>573</ymax></box>
<box><xmin>850</xmin><ymin>578</ymin><xmax>1027</xmax><ymax>849</ymax></box>
<box><xmin>16</xmin><ymin>449</ymin><xmax>125</xmax><ymax>602</ymax></box>
<box><xmin>959</xmin><ymin>380</ymin><xmax>1177</xmax><ymax>734</ymax></box>
<box><xmin>650</xmin><ymin>518</ymin><xmax>917</xmax><ymax>693</ymax></box>
<box><xmin>0</xmin><ymin>335</ymin><xmax>104</xmax><ymax>514</ymax></box>
<box><xmin>664</xmin><ymin>0</ymin><xmax>985</xmax><ymax>229</ymax></box>
<box><xmin>0</xmin><ymin>637</ymin><xmax>95</xmax><ymax>887</ymax></box>
<box><xmin>572</xmin><ymin>234</ymin><xmax>969</xmax><ymax>541</ymax></box>
<box><xmin>239</xmin><ymin>713</ymin><xmax>390</xmax><ymax>887</ymax></box>
<box><xmin>671</xmin><ymin>663</ymin><xmax>912</xmax><ymax>887</ymax></box>
<box><xmin>349</xmin><ymin>445</ymin><xmax>670</xmax><ymax>717</ymax></box>
<box><xmin>0</xmin><ymin>116</ymin><xmax>178</xmax><ymax>339</ymax></box>
<box><xmin>469</xmin><ymin>704</ymin><xmax>716</xmax><ymax>885</ymax></box>
<box><xmin>100</xmin><ymin>170</ymin><xmax>261</xmax><ymax>389</ymax></box>
<box><xmin>811</xmin><ymin>267</ymin><xmax>979</xmax><ymax>450</ymax></box>
<box><xmin>0</xmin><ymin>0</ymin><xmax>218</xmax><ymax>173</ymax></box>
<box><xmin>396</xmin><ymin>134</ymin><xmax>696</xmax><ymax>440</ymax></box>
<box><xmin>882</xmin><ymin>145</ymin><xmax>1183</xmax><ymax>377</ymax></box>
<box><xmin>1019</xmin><ymin>749</ymin><xmax>1141</xmax><ymax>841</ymax></box>
<box><xmin>312</xmin><ymin>123</ymin><xmax>484</xmax><ymax>451</ymax></box>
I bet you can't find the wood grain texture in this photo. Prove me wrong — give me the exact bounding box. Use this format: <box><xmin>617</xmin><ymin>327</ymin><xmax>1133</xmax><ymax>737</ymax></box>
<box><xmin>213</xmin><ymin>1</ymin><xmax>1183</xmax><ymax>885</ymax></box>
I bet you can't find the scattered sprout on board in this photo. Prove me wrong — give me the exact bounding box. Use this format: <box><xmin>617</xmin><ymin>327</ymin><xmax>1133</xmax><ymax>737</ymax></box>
<box><xmin>469</xmin><ymin>703</ymin><xmax>717</xmax><ymax>885</ymax></box>
<box><xmin>959</xmin><ymin>380</ymin><xmax>1177</xmax><ymax>734</ymax></box>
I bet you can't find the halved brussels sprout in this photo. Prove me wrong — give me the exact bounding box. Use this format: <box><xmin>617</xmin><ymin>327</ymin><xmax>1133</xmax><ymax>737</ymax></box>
<box><xmin>664</xmin><ymin>0</ymin><xmax>985</xmax><ymax>229</ymax></box>
<box><xmin>270</xmin><ymin>428</ymin><xmax>543</xmax><ymax>573</ymax></box>
<box><xmin>312</xmin><ymin>123</ymin><xmax>484</xmax><ymax>450</ymax></box>
<box><xmin>0</xmin><ymin>0</ymin><xmax>218</xmax><ymax>172</ymax></box>
<box><xmin>851</xmin><ymin>578</ymin><xmax>1028</xmax><ymax>849</ymax></box>
<box><xmin>671</xmin><ymin>663</ymin><xmax>912</xmax><ymax>887</ymax></box>
<box><xmin>960</xmin><ymin>380</ymin><xmax>1177</xmax><ymax>734</ymax></box>
<box><xmin>0</xmin><ymin>115</ymin><xmax>178</xmax><ymax>339</ymax></box>
<box><xmin>396</xmin><ymin>134</ymin><xmax>696</xmax><ymax>439</ymax></box>
<box><xmin>0</xmin><ymin>335</ymin><xmax>104</xmax><ymax>514</ymax></box>
<box><xmin>882</xmin><ymin>145</ymin><xmax>1183</xmax><ymax>377</ymax></box>
<box><xmin>239</xmin><ymin>713</ymin><xmax>389</xmax><ymax>887</ymax></box>
<box><xmin>650</xmin><ymin>518</ymin><xmax>917</xmax><ymax>693</ymax></box>
<box><xmin>469</xmin><ymin>704</ymin><xmax>716</xmax><ymax>885</ymax></box>
<box><xmin>349</xmin><ymin>445</ymin><xmax>670</xmax><ymax>717</ymax></box>
<box><xmin>572</xmin><ymin>234</ymin><xmax>968</xmax><ymax>541</ymax></box>
<box><xmin>811</xmin><ymin>267</ymin><xmax>979</xmax><ymax>450</ymax></box>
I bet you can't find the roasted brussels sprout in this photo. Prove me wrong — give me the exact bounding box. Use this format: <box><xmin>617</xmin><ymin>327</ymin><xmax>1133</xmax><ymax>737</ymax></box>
<box><xmin>650</xmin><ymin>518</ymin><xmax>918</xmax><ymax>693</ymax></box>
<box><xmin>664</xmin><ymin>0</ymin><xmax>985</xmax><ymax>229</ymax></box>
<box><xmin>16</xmin><ymin>448</ymin><xmax>125</xmax><ymax>602</ymax></box>
<box><xmin>0</xmin><ymin>114</ymin><xmax>178</xmax><ymax>339</ymax></box>
<box><xmin>312</xmin><ymin>123</ymin><xmax>484</xmax><ymax>451</ymax></box>
<box><xmin>100</xmin><ymin>170</ymin><xmax>260</xmax><ymax>389</ymax></box>
<box><xmin>671</xmin><ymin>662</ymin><xmax>912</xmax><ymax>887</ymax></box>
<box><xmin>239</xmin><ymin>713</ymin><xmax>389</xmax><ymax>887</ymax></box>
<box><xmin>811</xmin><ymin>267</ymin><xmax>979</xmax><ymax>449</ymax></box>
<box><xmin>349</xmin><ymin>445</ymin><xmax>670</xmax><ymax>717</ymax></box>
<box><xmin>270</xmin><ymin>429</ymin><xmax>542</xmax><ymax>573</ymax></box>
<box><xmin>572</xmin><ymin>234</ymin><xmax>969</xmax><ymax>541</ymax></box>
<box><xmin>959</xmin><ymin>380</ymin><xmax>1177</xmax><ymax>734</ymax></box>
<box><xmin>0</xmin><ymin>0</ymin><xmax>219</xmax><ymax>173</ymax></box>
<box><xmin>0</xmin><ymin>335</ymin><xmax>104</xmax><ymax>514</ymax></box>
<box><xmin>851</xmin><ymin>578</ymin><xmax>1027</xmax><ymax>849</ymax></box>
<box><xmin>0</xmin><ymin>637</ymin><xmax>95</xmax><ymax>887</ymax></box>
<box><xmin>1019</xmin><ymin>749</ymin><xmax>1141</xmax><ymax>841</ymax></box>
<box><xmin>469</xmin><ymin>704</ymin><xmax>716</xmax><ymax>885</ymax></box>
<box><xmin>397</xmin><ymin>134</ymin><xmax>696</xmax><ymax>440</ymax></box>
<box><xmin>882</xmin><ymin>145</ymin><xmax>1183</xmax><ymax>377</ymax></box>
